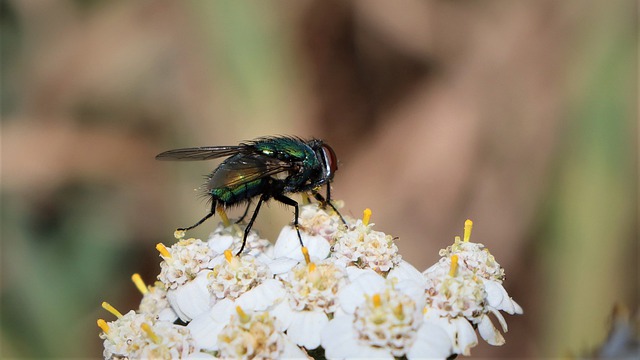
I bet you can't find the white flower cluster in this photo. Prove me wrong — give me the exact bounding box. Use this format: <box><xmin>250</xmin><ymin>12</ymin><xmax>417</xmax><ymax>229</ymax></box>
<box><xmin>98</xmin><ymin>203</ymin><xmax>522</xmax><ymax>359</ymax></box>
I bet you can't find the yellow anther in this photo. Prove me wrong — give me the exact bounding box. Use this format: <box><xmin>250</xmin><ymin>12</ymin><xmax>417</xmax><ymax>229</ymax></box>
<box><xmin>362</xmin><ymin>208</ymin><xmax>372</xmax><ymax>226</ymax></box>
<box><xmin>101</xmin><ymin>302</ymin><xmax>123</xmax><ymax>318</ymax></box>
<box><xmin>301</xmin><ymin>246</ymin><xmax>311</xmax><ymax>264</ymax></box>
<box><xmin>131</xmin><ymin>273</ymin><xmax>148</xmax><ymax>295</ymax></box>
<box><xmin>217</xmin><ymin>206</ymin><xmax>230</xmax><ymax>227</ymax></box>
<box><xmin>156</xmin><ymin>243</ymin><xmax>171</xmax><ymax>258</ymax></box>
<box><xmin>97</xmin><ymin>319</ymin><xmax>110</xmax><ymax>333</ymax></box>
<box><xmin>224</xmin><ymin>249</ymin><xmax>234</xmax><ymax>263</ymax></box>
<box><xmin>394</xmin><ymin>303</ymin><xmax>404</xmax><ymax>319</ymax></box>
<box><xmin>423</xmin><ymin>307</ymin><xmax>428</xmax><ymax>315</ymax></box>
<box><xmin>449</xmin><ymin>255</ymin><xmax>459</xmax><ymax>277</ymax></box>
<box><xmin>463</xmin><ymin>219</ymin><xmax>473</xmax><ymax>242</ymax></box>
<box><xmin>372</xmin><ymin>293</ymin><xmax>382</xmax><ymax>308</ymax></box>
<box><xmin>236</xmin><ymin>306</ymin><xmax>251</xmax><ymax>323</ymax></box>
<box><xmin>308</xmin><ymin>262</ymin><xmax>317</xmax><ymax>273</ymax></box>
<box><xmin>141</xmin><ymin>323</ymin><xmax>161</xmax><ymax>344</ymax></box>
<box><xmin>174</xmin><ymin>229</ymin><xmax>186</xmax><ymax>239</ymax></box>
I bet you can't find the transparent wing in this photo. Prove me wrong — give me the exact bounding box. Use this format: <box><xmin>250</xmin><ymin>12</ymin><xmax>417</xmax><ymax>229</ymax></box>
<box><xmin>156</xmin><ymin>146</ymin><xmax>246</xmax><ymax>161</ymax></box>
<box><xmin>209</xmin><ymin>155</ymin><xmax>294</xmax><ymax>189</ymax></box>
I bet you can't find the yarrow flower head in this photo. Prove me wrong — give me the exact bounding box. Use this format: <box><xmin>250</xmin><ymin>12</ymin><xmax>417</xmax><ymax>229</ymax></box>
<box><xmin>99</xmin><ymin>201</ymin><xmax>522</xmax><ymax>359</ymax></box>
<box><xmin>217</xmin><ymin>306</ymin><xmax>307</xmax><ymax>359</ymax></box>
<box><xmin>332</xmin><ymin>208</ymin><xmax>402</xmax><ymax>274</ymax></box>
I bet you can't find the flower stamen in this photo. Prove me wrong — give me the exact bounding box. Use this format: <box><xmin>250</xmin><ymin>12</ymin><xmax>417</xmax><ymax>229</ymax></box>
<box><xmin>217</xmin><ymin>206</ymin><xmax>231</xmax><ymax>227</ymax></box>
<box><xmin>362</xmin><ymin>208</ymin><xmax>372</xmax><ymax>226</ymax></box>
<box><xmin>101</xmin><ymin>301</ymin><xmax>123</xmax><ymax>318</ymax></box>
<box><xmin>97</xmin><ymin>318</ymin><xmax>110</xmax><ymax>333</ymax></box>
<box><xmin>372</xmin><ymin>293</ymin><xmax>382</xmax><ymax>308</ymax></box>
<box><xmin>141</xmin><ymin>323</ymin><xmax>161</xmax><ymax>344</ymax></box>
<box><xmin>224</xmin><ymin>249</ymin><xmax>234</xmax><ymax>263</ymax></box>
<box><xmin>463</xmin><ymin>219</ymin><xmax>473</xmax><ymax>242</ymax></box>
<box><xmin>301</xmin><ymin>246</ymin><xmax>311</xmax><ymax>264</ymax></box>
<box><xmin>156</xmin><ymin>243</ymin><xmax>171</xmax><ymax>258</ymax></box>
<box><xmin>449</xmin><ymin>255</ymin><xmax>459</xmax><ymax>277</ymax></box>
<box><xmin>235</xmin><ymin>306</ymin><xmax>250</xmax><ymax>323</ymax></box>
<box><xmin>131</xmin><ymin>273</ymin><xmax>148</xmax><ymax>295</ymax></box>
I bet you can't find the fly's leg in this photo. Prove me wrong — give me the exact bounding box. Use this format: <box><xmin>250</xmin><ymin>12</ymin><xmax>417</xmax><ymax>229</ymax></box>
<box><xmin>237</xmin><ymin>195</ymin><xmax>266</xmax><ymax>255</ymax></box>
<box><xmin>274</xmin><ymin>194</ymin><xmax>303</xmax><ymax>247</ymax></box>
<box><xmin>312</xmin><ymin>189</ymin><xmax>346</xmax><ymax>225</ymax></box>
<box><xmin>235</xmin><ymin>201</ymin><xmax>252</xmax><ymax>224</ymax></box>
<box><xmin>178</xmin><ymin>200</ymin><xmax>217</xmax><ymax>231</ymax></box>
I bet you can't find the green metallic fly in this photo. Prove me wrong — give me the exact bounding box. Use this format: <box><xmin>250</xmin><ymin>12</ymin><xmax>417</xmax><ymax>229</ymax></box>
<box><xmin>156</xmin><ymin>136</ymin><xmax>346</xmax><ymax>254</ymax></box>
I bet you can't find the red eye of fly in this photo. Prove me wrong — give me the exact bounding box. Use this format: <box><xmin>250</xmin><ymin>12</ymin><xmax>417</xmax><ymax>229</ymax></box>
<box><xmin>321</xmin><ymin>144</ymin><xmax>338</xmax><ymax>178</ymax></box>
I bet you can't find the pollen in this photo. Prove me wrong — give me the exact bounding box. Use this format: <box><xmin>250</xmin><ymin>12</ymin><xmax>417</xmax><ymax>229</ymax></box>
<box><xmin>235</xmin><ymin>306</ymin><xmax>250</xmax><ymax>323</ymax></box>
<box><xmin>463</xmin><ymin>219</ymin><xmax>473</xmax><ymax>242</ymax></box>
<box><xmin>301</xmin><ymin>246</ymin><xmax>311</xmax><ymax>264</ymax></box>
<box><xmin>131</xmin><ymin>273</ymin><xmax>148</xmax><ymax>295</ymax></box>
<box><xmin>156</xmin><ymin>243</ymin><xmax>171</xmax><ymax>258</ymax></box>
<box><xmin>372</xmin><ymin>293</ymin><xmax>382</xmax><ymax>308</ymax></box>
<box><xmin>97</xmin><ymin>318</ymin><xmax>110</xmax><ymax>333</ymax></box>
<box><xmin>141</xmin><ymin>323</ymin><xmax>161</xmax><ymax>344</ymax></box>
<box><xmin>362</xmin><ymin>208</ymin><xmax>372</xmax><ymax>226</ymax></box>
<box><xmin>101</xmin><ymin>301</ymin><xmax>123</xmax><ymax>318</ymax></box>
<box><xmin>449</xmin><ymin>255</ymin><xmax>459</xmax><ymax>277</ymax></box>
<box><xmin>217</xmin><ymin>206</ymin><xmax>231</xmax><ymax>227</ymax></box>
<box><xmin>224</xmin><ymin>249</ymin><xmax>234</xmax><ymax>263</ymax></box>
<box><xmin>308</xmin><ymin>262</ymin><xmax>317</xmax><ymax>273</ymax></box>
<box><xmin>174</xmin><ymin>229</ymin><xmax>186</xmax><ymax>239</ymax></box>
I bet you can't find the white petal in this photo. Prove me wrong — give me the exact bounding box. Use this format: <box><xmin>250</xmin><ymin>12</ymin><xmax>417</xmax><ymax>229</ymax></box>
<box><xmin>321</xmin><ymin>316</ymin><xmax>391</xmax><ymax>359</ymax></box>
<box><xmin>388</xmin><ymin>260</ymin><xmax>426</xmax><ymax>287</ymax></box>
<box><xmin>166</xmin><ymin>271</ymin><xmax>213</xmax><ymax>322</ymax></box>
<box><xmin>286</xmin><ymin>310</ymin><xmax>328</xmax><ymax>349</ymax></box>
<box><xmin>187</xmin><ymin>299</ymin><xmax>235</xmax><ymax>350</ymax></box>
<box><xmin>156</xmin><ymin>307</ymin><xmax>179</xmax><ymax>323</ymax></box>
<box><xmin>267</xmin><ymin>258</ymin><xmax>300</xmax><ymax>275</ymax></box>
<box><xmin>451</xmin><ymin>317</ymin><xmax>479</xmax><ymax>355</ymax></box>
<box><xmin>407</xmin><ymin>322</ymin><xmax>453</xmax><ymax>359</ymax></box>
<box><xmin>281</xmin><ymin>336</ymin><xmax>310</xmax><ymax>359</ymax></box>
<box><xmin>477</xmin><ymin>314</ymin><xmax>505</xmax><ymax>346</ymax></box>
<box><xmin>273</xmin><ymin>227</ymin><xmax>330</xmax><ymax>261</ymax></box>
<box><xmin>338</xmin><ymin>272</ymin><xmax>385</xmax><ymax>313</ymax></box>
<box><xmin>207</xmin><ymin>234</ymin><xmax>234</xmax><ymax>254</ymax></box>
<box><xmin>487</xmin><ymin>306</ymin><xmax>509</xmax><ymax>333</ymax></box>
<box><xmin>235</xmin><ymin>279</ymin><xmax>285</xmax><ymax>311</ymax></box>
<box><xmin>425</xmin><ymin>316</ymin><xmax>477</xmax><ymax>356</ymax></box>
<box><xmin>270</xmin><ymin>301</ymin><xmax>294</xmax><ymax>330</ymax></box>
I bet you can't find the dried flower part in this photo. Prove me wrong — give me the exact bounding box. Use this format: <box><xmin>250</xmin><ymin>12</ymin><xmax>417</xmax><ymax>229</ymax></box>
<box><xmin>207</xmin><ymin>253</ymin><xmax>271</xmax><ymax>300</ymax></box>
<box><xmin>282</xmin><ymin>261</ymin><xmax>347</xmax><ymax>313</ymax></box>
<box><xmin>158</xmin><ymin>238</ymin><xmax>215</xmax><ymax>290</ymax></box>
<box><xmin>438</xmin><ymin>239</ymin><xmax>505</xmax><ymax>282</ymax></box>
<box><xmin>332</xmin><ymin>219</ymin><xmax>401</xmax><ymax>273</ymax></box>
<box><xmin>133</xmin><ymin>321</ymin><xmax>197</xmax><ymax>359</ymax></box>
<box><xmin>138</xmin><ymin>282</ymin><xmax>177</xmax><ymax>322</ymax></box>
<box><xmin>353</xmin><ymin>289</ymin><xmax>423</xmax><ymax>357</ymax></box>
<box><xmin>297</xmin><ymin>203</ymin><xmax>344</xmax><ymax>242</ymax></box>
<box><xmin>217</xmin><ymin>309</ymin><xmax>285</xmax><ymax>359</ymax></box>
<box><xmin>424</xmin><ymin>262</ymin><xmax>486</xmax><ymax>320</ymax></box>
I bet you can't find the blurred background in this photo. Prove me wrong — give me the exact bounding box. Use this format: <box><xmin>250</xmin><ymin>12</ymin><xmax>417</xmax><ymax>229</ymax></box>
<box><xmin>1</xmin><ymin>0</ymin><xmax>637</xmax><ymax>358</ymax></box>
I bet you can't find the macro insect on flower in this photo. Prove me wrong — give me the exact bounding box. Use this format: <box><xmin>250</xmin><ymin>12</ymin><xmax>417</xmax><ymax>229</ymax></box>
<box><xmin>156</xmin><ymin>136</ymin><xmax>346</xmax><ymax>254</ymax></box>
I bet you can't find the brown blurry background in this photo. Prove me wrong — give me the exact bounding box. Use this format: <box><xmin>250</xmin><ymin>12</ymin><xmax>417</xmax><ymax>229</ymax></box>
<box><xmin>1</xmin><ymin>0</ymin><xmax>637</xmax><ymax>358</ymax></box>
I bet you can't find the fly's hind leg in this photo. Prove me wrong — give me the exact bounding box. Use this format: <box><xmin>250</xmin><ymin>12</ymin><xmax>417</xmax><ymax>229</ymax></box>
<box><xmin>178</xmin><ymin>200</ymin><xmax>217</xmax><ymax>231</ymax></box>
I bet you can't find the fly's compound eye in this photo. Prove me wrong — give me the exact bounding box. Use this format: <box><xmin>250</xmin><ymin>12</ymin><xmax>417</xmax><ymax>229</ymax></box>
<box><xmin>321</xmin><ymin>144</ymin><xmax>338</xmax><ymax>179</ymax></box>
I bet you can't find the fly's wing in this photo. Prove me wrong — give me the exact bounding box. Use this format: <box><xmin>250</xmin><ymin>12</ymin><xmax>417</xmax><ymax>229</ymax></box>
<box><xmin>208</xmin><ymin>154</ymin><xmax>294</xmax><ymax>189</ymax></box>
<box><xmin>156</xmin><ymin>146</ymin><xmax>247</xmax><ymax>161</ymax></box>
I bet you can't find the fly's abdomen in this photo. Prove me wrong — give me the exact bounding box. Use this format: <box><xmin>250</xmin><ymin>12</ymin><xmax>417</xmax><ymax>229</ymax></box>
<box><xmin>209</xmin><ymin>179</ymin><xmax>265</xmax><ymax>205</ymax></box>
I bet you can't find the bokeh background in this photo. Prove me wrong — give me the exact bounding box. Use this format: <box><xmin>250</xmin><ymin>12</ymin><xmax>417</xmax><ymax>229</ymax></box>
<box><xmin>1</xmin><ymin>0</ymin><xmax>637</xmax><ymax>358</ymax></box>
